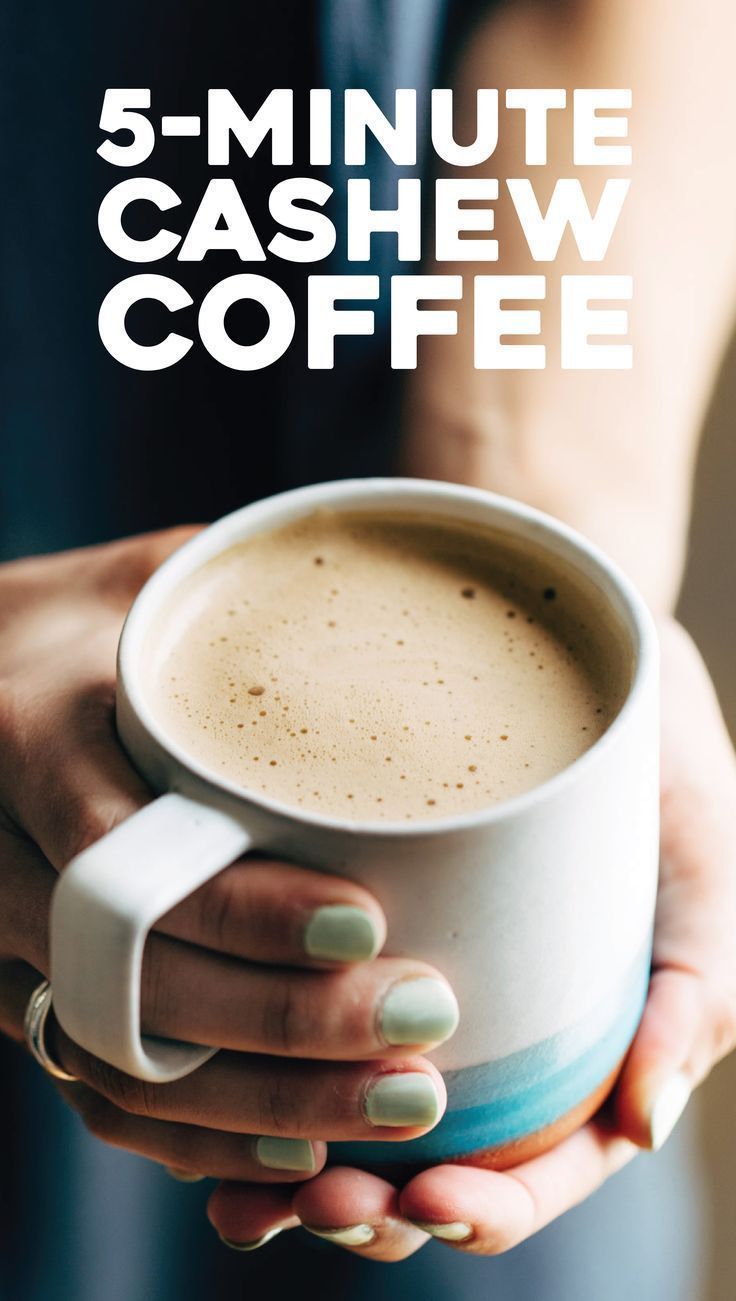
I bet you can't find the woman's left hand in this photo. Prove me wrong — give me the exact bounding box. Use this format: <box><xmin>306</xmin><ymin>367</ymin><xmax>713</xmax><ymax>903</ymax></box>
<box><xmin>207</xmin><ymin>618</ymin><xmax>736</xmax><ymax>1259</ymax></box>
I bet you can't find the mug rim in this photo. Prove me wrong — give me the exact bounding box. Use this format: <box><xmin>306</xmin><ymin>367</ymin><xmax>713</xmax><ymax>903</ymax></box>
<box><xmin>117</xmin><ymin>477</ymin><xmax>658</xmax><ymax>839</ymax></box>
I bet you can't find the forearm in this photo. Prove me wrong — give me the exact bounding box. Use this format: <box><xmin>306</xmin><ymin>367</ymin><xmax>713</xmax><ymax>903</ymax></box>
<box><xmin>400</xmin><ymin>0</ymin><xmax>736</xmax><ymax>611</ymax></box>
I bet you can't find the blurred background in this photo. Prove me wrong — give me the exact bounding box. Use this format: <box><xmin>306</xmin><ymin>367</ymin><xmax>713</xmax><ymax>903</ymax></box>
<box><xmin>679</xmin><ymin>330</ymin><xmax>736</xmax><ymax>1301</ymax></box>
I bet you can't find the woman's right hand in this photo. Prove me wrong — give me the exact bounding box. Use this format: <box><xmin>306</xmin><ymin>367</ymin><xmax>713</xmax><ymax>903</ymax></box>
<box><xmin>0</xmin><ymin>530</ymin><xmax>457</xmax><ymax>1188</ymax></box>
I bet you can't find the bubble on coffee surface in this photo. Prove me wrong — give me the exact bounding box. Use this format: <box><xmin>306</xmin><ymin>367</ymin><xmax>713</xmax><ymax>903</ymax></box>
<box><xmin>147</xmin><ymin>511</ymin><xmax>627</xmax><ymax>822</ymax></box>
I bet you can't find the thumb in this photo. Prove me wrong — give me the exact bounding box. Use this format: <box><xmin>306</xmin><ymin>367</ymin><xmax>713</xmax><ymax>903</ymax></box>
<box><xmin>614</xmin><ymin>965</ymin><xmax>724</xmax><ymax>1151</ymax></box>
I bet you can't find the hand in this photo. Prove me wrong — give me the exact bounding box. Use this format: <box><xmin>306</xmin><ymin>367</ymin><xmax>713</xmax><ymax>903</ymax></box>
<box><xmin>0</xmin><ymin>532</ymin><xmax>458</xmax><ymax>1189</ymax></box>
<box><xmin>207</xmin><ymin>617</ymin><xmax>736</xmax><ymax>1259</ymax></box>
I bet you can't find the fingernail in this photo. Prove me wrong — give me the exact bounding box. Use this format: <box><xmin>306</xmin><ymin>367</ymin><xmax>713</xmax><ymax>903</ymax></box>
<box><xmin>380</xmin><ymin>978</ymin><xmax>459</xmax><ymax>1046</ymax></box>
<box><xmin>164</xmin><ymin>1167</ymin><xmax>205</xmax><ymax>1182</ymax></box>
<box><xmin>304</xmin><ymin>1224</ymin><xmax>376</xmax><ymax>1247</ymax></box>
<box><xmin>218</xmin><ymin>1228</ymin><xmax>283</xmax><ymax>1252</ymax></box>
<box><xmin>410</xmin><ymin>1220</ymin><xmax>474</xmax><ymax>1243</ymax></box>
<box><xmin>648</xmin><ymin>1072</ymin><xmax>691</xmax><ymax>1151</ymax></box>
<box><xmin>304</xmin><ymin>906</ymin><xmax>380</xmax><ymax>962</ymax></box>
<box><xmin>364</xmin><ymin>1072</ymin><xmax>442</xmax><ymax>1128</ymax></box>
<box><xmin>255</xmin><ymin>1136</ymin><xmax>316</xmax><ymax>1172</ymax></box>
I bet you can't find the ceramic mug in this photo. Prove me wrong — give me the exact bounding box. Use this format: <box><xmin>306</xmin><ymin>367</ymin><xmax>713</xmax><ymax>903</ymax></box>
<box><xmin>50</xmin><ymin>477</ymin><xmax>659</xmax><ymax>1169</ymax></box>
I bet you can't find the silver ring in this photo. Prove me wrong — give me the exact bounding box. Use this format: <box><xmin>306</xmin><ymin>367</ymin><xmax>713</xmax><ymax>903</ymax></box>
<box><xmin>23</xmin><ymin>979</ymin><xmax>79</xmax><ymax>1082</ymax></box>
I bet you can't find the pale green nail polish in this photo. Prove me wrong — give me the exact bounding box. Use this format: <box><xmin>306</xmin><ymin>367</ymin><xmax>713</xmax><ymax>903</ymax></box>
<box><xmin>218</xmin><ymin>1228</ymin><xmax>282</xmax><ymax>1252</ymax></box>
<box><xmin>410</xmin><ymin>1220</ymin><xmax>474</xmax><ymax>1243</ymax></box>
<box><xmin>255</xmin><ymin>1136</ymin><xmax>316</xmax><ymax>1172</ymax></box>
<box><xmin>364</xmin><ymin>1073</ymin><xmax>441</xmax><ymax>1128</ymax></box>
<box><xmin>648</xmin><ymin>1072</ymin><xmax>691</xmax><ymax>1151</ymax></box>
<box><xmin>304</xmin><ymin>906</ymin><xmax>379</xmax><ymax>962</ymax></box>
<box><xmin>305</xmin><ymin>1224</ymin><xmax>376</xmax><ymax>1247</ymax></box>
<box><xmin>380</xmin><ymin>978</ymin><xmax>459</xmax><ymax>1046</ymax></box>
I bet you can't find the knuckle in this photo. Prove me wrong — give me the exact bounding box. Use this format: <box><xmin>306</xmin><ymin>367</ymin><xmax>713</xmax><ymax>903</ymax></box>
<box><xmin>257</xmin><ymin>1071</ymin><xmax>297</xmax><ymax>1138</ymax></box>
<box><xmin>82</xmin><ymin>1054</ymin><xmax>126</xmax><ymax>1104</ymax></box>
<box><xmin>58</xmin><ymin>789</ymin><xmax>118</xmax><ymax>863</ymax></box>
<box><xmin>85</xmin><ymin>1056</ymin><xmax>156</xmax><ymax>1118</ymax></box>
<box><xmin>126</xmin><ymin>1077</ymin><xmax>161</xmax><ymax>1120</ymax></box>
<box><xmin>202</xmin><ymin>860</ymin><xmax>290</xmax><ymax>956</ymax></box>
<box><xmin>250</xmin><ymin>864</ymin><xmax>315</xmax><ymax>946</ymax></box>
<box><xmin>69</xmin><ymin>679</ymin><xmax>117</xmax><ymax>748</ymax></box>
<box><xmin>262</xmin><ymin>969</ymin><xmax>371</xmax><ymax>1057</ymax></box>
<box><xmin>265</xmin><ymin>975</ymin><xmax>309</xmax><ymax>1056</ymax></box>
<box><xmin>140</xmin><ymin>939</ymin><xmax>174</xmax><ymax>1038</ymax></box>
<box><xmin>101</xmin><ymin>528</ymin><xmax>201</xmax><ymax>601</ymax></box>
<box><xmin>199</xmin><ymin>869</ymin><xmax>239</xmax><ymax>952</ymax></box>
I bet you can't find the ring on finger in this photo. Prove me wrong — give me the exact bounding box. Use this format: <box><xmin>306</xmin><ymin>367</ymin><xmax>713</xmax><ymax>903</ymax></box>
<box><xmin>23</xmin><ymin>979</ymin><xmax>79</xmax><ymax>1082</ymax></box>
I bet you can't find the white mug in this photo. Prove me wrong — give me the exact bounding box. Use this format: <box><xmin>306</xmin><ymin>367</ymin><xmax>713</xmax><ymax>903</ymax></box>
<box><xmin>50</xmin><ymin>478</ymin><xmax>659</xmax><ymax>1169</ymax></box>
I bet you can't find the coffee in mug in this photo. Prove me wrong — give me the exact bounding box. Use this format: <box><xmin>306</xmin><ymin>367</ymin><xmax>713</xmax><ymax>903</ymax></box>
<box><xmin>145</xmin><ymin>510</ymin><xmax>628</xmax><ymax>823</ymax></box>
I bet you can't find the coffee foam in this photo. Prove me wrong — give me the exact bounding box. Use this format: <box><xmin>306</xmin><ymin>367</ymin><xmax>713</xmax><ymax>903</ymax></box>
<box><xmin>144</xmin><ymin>510</ymin><xmax>630</xmax><ymax>822</ymax></box>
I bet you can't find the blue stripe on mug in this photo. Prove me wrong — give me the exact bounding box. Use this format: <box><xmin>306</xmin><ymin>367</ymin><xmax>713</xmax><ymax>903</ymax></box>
<box><xmin>332</xmin><ymin>944</ymin><xmax>651</xmax><ymax>1166</ymax></box>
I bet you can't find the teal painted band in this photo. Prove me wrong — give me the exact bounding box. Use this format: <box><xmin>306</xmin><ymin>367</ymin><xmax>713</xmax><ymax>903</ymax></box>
<box><xmin>332</xmin><ymin>946</ymin><xmax>651</xmax><ymax>1166</ymax></box>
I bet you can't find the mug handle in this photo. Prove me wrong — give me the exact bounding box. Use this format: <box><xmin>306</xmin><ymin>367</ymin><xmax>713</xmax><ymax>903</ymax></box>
<box><xmin>50</xmin><ymin>793</ymin><xmax>253</xmax><ymax>1083</ymax></box>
